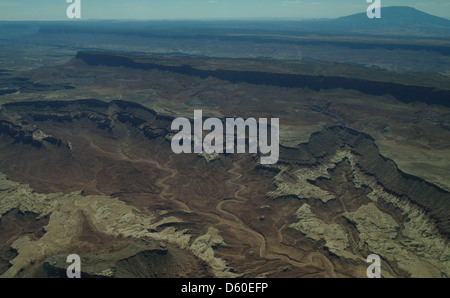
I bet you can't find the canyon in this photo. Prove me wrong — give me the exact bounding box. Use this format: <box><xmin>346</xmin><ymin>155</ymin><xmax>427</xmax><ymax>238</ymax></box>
<box><xmin>0</xmin><ymin>51</ymin><xmax>448</xmax><ymax>277</ymax></box>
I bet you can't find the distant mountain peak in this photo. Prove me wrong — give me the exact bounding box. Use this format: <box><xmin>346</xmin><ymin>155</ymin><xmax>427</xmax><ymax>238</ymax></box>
<box><xmin>331</xmin><ymin>6</ymin><xmax>450</xmax><ymax>36</ymax></box>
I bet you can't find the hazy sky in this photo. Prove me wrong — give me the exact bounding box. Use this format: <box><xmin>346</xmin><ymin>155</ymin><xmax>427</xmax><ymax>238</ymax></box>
<box><xmin>0</xmin><ymin>0</ymin><xmax>449</xmax><ymax>21</ymax></box>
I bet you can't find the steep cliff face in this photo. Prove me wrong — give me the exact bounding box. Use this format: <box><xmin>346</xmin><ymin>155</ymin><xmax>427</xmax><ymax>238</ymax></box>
<box><xmin>76</xmin><ymin>51</ymin><xmax>450</xmax><ymax>107</ymax></box>
<box><xmin>0</xmin><ymin>120</ymin><xmax>63</xmax><ymax>148</ymax></box>
<box><xmin>1</xmin><ymin>99</ymin><xmax>172</xmax><ymax>144</ymax></box>
<box><xmin>276</xmin><ymin>126</ymin><xmax>450</xmax><ymax>237</ymax></box>
<box><xmin>270</xmin><ymin>133</ymin><xmax>450</xmax><ymax>277</ymax></box>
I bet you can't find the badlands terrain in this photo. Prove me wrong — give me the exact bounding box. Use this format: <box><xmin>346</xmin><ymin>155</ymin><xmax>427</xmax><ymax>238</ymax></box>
<box><xmin>0</xmin><ymin>50</ymin><xmax>449</xmax><ymax>278</ymax></box>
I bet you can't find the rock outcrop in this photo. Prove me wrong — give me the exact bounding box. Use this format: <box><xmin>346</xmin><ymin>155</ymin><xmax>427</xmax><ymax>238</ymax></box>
<box><xmin>0</xmin><ymin>173</ymin><xmax>236</xmax><ymax>278</ymax></box>
<box><xmin>76</xmin><ymin>51</ymin><xmax>450</xmax><ymax>107</ymax></box>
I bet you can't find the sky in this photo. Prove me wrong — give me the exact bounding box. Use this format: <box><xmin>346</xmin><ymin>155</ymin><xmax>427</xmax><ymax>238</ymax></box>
<box><xmin>0</xmin><ymin>0</ymin><xmax>449</xmax><ymax>21</ymax></box>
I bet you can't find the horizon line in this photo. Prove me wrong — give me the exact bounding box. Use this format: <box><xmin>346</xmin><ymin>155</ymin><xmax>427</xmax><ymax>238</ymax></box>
<box><xmin>1</xmin><ymin>6</ymin><xmax>449</xmax><ymax>22</ymax></box>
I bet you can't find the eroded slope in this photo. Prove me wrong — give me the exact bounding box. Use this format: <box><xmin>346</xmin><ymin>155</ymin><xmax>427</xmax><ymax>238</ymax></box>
<box><xmin>0</xmin><ymin>99</ymin><xmax>448</xmax><ymax>278</ymax></box>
